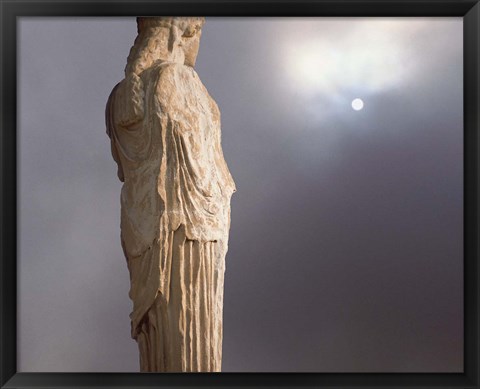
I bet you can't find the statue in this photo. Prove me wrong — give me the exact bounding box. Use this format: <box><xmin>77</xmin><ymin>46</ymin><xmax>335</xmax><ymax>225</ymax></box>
<box><xmin>105</xmin><ymin>17</ymin><xmax>236</xmax><ymax>372</ymax></box>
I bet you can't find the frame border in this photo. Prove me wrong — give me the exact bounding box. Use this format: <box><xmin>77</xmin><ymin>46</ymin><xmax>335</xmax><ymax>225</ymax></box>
<box><xmin>1</xmin><ymin>1</ymin><xmax>478</xmax><ymax>388</ymax></box>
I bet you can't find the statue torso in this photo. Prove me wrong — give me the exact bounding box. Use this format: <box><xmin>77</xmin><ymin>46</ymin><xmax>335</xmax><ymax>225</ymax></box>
<box><xmin>111</xmin><ymin>62</ymin><xmax>235</xmax><ymax>258</ymax></box>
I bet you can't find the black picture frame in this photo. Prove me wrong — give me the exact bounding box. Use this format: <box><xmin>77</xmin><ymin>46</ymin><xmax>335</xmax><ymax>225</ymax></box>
<box><xmin>1</xmin><ymin>0</ymin><xmax>479</xmax><ymax>388</ymax></box>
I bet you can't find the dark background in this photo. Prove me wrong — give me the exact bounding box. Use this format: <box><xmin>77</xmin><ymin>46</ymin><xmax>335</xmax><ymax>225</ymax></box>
<box><xmin>18</xmin><ymin>17</ymin><xmax>463</xmax><ymax>372</ymax></box>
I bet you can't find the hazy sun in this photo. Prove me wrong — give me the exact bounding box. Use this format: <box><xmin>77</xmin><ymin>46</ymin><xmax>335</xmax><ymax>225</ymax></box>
<box><xmin>352</xmin><ymin>98</ymin><xmax>364</xmax><ymax>111</ymax></box>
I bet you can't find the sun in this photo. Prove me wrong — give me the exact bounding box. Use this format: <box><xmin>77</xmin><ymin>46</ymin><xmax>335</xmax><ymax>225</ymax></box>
<box><xmin>351</xmin><ymin>98</ymin><xmax>364</xmax><ymax>111</ymax></box>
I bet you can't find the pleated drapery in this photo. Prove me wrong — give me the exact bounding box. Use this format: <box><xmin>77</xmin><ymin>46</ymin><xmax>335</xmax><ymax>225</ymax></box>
<box><xmin>135</xmin><ymin>226</ymin><xmax>224</xmax><ymax>372</ymax></box>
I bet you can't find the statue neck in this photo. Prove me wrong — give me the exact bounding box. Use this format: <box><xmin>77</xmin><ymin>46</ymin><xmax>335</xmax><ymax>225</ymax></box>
<box><xmin>126</xmin><ymin>27</ymin><xmax>185</xmax><ymax>76</ymax></box>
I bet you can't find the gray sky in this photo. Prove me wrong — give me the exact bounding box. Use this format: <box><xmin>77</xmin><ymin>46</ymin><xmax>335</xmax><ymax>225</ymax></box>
<box><xmin>18</xmin><ymin>17</ymin><xmax>463</xmax><ymax>372</ymax></box>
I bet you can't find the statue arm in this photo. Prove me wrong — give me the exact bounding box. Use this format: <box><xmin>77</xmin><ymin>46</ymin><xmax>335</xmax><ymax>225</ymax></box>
<box><xmin>105</xmin><ymin>72</ymin><xmax>149</xmax><ymax>182</ymax></box>
<box><xmin>113</xmin><ymin>73</ymin><xmax>145</xmax><ymax>129</ymax></box>
<box><xmin>106</xmin><ymin>82</ymin><xmax>125</xmax><ymax>181</ymax></box>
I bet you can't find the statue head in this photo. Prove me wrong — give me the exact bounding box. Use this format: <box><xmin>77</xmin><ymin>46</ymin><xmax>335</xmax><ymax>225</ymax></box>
<box><xmin>135</xmin><ymin>17</ymin><xmax>205</xmax><ymax>67</ymax></box>
<box><xmin>119</xmin><ymin>17</ymin><xmax>206</xmax><ymax>131</ymax></box>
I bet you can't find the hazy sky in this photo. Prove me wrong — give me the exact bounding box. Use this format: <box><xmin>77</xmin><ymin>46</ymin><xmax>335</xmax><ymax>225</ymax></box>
<box><xmin>18</xmin><ymin>17</ymin><xmax>463</xmax><ymax>372</ymax></box>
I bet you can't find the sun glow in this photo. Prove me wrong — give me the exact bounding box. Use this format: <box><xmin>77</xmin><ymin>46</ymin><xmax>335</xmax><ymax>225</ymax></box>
<box><xmin>352</xmin><ymin>98</ymin><xmax>364</xmax><ymax>111</ymax></box>
<box><xmin>283</xmin><ymin>20</ymin><xmax>419</xmax><ymax>99</ymax></box>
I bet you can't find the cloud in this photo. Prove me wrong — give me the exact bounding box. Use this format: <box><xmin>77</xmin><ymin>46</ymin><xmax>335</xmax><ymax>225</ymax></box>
<box><xmin>279</xmin><ymin>18</ymin><xmax>462</xmax><ymax>114</ymax></box>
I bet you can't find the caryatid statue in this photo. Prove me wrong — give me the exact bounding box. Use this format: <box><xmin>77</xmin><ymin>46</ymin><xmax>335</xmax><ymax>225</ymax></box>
<box><xmin>105</xmin><ymin>17</ymin><xmax>236</xmax><ymax>372</ymax></box>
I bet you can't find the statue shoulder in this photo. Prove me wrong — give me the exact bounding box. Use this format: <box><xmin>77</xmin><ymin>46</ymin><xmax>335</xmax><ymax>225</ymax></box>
<box><xmin>154</xmin><ymin>62</ymin><xmax>197</xmax><ymax>87</ymax></box>
<box><xmin>153</xmin><ymin>63</ymin><xmax>202</xmax><ymax>109</ymax></box>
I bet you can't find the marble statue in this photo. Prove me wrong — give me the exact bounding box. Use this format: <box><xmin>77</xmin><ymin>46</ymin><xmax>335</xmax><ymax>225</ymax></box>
<box><xmin>105</xmin><ymin>16</ymin><xmax>236</xmax><ymax>372</ymax></box>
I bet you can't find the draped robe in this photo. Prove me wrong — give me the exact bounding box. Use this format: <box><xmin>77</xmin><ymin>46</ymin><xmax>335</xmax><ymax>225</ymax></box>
<box><xmin>106</xmin><ymin>61</ymin><xmax>235</xmax><ymax>371</ymax></box>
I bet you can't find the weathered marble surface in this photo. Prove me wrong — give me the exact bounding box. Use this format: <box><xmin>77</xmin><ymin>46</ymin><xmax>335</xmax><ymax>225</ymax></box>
<box><xmin>106</xmin><ymin>17</ymin><xmax>235</xmax><ymax>372</ymax></box>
